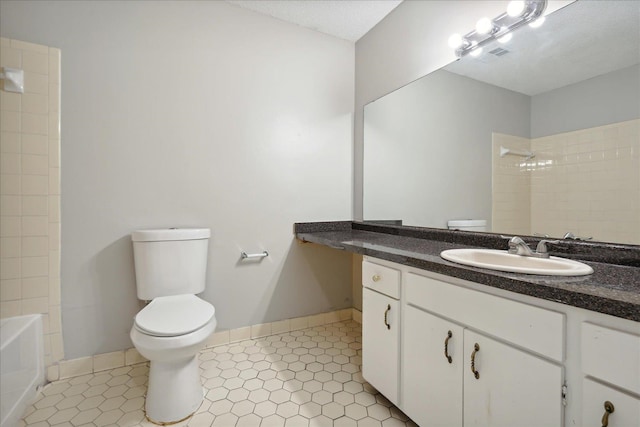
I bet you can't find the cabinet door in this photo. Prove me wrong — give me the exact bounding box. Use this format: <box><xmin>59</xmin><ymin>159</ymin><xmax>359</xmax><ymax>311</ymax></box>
<box><xmin>582</xmin><ymin>378</ymin><xmax>640</xmax><ymax>427</ymax></box>
<box><xmin>362</xmin><ymin>287</ymin><xmax>399</xmax><ymax>405</ymax></box>
<box><xmin>463</xmin><ymin>330</ymin><xmax>563</xmax><ymax>427</ymax></box>
<box><xmin>403</xmin><ymin>306</ymin><xmax>463</xmax><ymax>427</ymax></box>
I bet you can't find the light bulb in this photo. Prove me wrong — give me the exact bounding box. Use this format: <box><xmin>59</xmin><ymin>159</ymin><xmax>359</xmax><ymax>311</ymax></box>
<box><xmin>470</xmin><ymin>47</ymin><xmax>483</xmax><ymax>57</ymax></box>
<box><xmin>476</xmin><ymin>17</ymin><xmax>494</xmax><ymax>35</ymax></box>
<box><xmin>507</xmin><ymin>1</ymin><xmax>526</xmax><ymax>17</ymax></box>
<box><xmin>529</xmin><ymin>16</ymin><xmax>545</xmax><ymax>28</ymax></box>
<box><xmin>448</xmin><ymin>33</ymin><xmax>464</xmax><ymax>49</ymax></box>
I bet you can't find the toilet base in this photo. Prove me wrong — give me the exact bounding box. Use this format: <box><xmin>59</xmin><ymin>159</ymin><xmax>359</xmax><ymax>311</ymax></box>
<box><xmin>145</xmin><ymin>355</ymin><xmax>203</xmax><ymax>424</ymax></box>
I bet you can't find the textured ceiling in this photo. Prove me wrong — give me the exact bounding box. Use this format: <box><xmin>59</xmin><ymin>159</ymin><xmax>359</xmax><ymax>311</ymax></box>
<box><xmin>226</xmin><ymin>0</ymin><xmax>403</xmax><ymax>42</ymax></box>
<box><xmin>445</xmin><ymin>0</ymin><xmax>640</xmax><ymax>95</ymax></box>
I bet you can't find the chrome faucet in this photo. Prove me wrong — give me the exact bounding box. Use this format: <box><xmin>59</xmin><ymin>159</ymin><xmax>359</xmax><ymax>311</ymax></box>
<box><xmin>563</xmin><ymin>232</ymin><xmax>592</xmax><ymax>241</ymax></box>
<box><xmin>506</xmin><ymin>236</ymin><xmax>559</xmax><ymax>258</ymax></box>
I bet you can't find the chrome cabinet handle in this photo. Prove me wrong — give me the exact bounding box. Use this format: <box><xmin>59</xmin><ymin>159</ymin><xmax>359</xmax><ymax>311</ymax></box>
<box><xmin>383</xmin><ymin>304</ymin><xmax>391</xmax><ymax>330</ymax></box>
<box><xmin>602</xmin><ymin>401</ymin><xmax>615</xmax><ymax>427</ymax></box>
<box><xmin>444</xmin><ymin>330</ymin><xmax>453</xmax><ymax>364</ymax></box>
<box><xmin>372</xmin><ymin>274</ymin><xmax>381</xmax><ymax>282</ymax></box>
<box><xmin>470</xmin><ymin>343</ymin><xmax>480</xmax><ymax>379</ymax></box>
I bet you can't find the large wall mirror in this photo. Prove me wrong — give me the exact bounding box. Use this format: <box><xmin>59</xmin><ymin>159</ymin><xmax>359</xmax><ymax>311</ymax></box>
<box><xmin>363</xmin><ymin>0</ymin><xmax>639</xmax><ymax>245</ymax></box>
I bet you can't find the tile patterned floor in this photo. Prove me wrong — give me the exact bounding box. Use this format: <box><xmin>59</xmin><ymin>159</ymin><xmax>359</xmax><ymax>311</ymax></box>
<box><xmin>20</xmin><ymin>321</ymin><xmax>417</xmax><ymax>427</ymax></box>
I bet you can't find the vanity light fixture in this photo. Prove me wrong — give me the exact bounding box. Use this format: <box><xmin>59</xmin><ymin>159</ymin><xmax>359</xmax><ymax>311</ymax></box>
<box><xmin>449</xmin><ymin>0</ymin><xmax>547</xmax><ymax>57</ymax></box>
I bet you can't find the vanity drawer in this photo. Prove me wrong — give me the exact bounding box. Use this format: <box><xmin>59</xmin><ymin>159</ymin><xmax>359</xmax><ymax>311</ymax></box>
<box><xmin>582</xmin><ymin>322</ymin><xmax>640</xmax><ymax>394</ymax></box>
<box><xmin>582</xmin><ymin>378</ymin><xmax>640</xmax><ymax>427</ymax></box>
<box><xmin>362</xmin><ymin>259</ymin><xmax>400</xmax><ymax>299</ymax></box>
<box><xmin>405</xmin><ymin>272</ymin><xmax>565</xmax><ymax>361</ymax></box>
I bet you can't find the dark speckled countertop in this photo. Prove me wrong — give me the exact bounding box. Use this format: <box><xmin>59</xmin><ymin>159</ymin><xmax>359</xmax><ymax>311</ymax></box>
<box><xmin>294</xmin><ymin>221</ymin><xmax>640</xmax><ymax>322</ymax></box>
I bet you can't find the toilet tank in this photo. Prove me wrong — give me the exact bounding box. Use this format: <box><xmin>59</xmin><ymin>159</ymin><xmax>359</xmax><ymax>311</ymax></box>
<box><xmin>131</xmin><ymin>228</ymin><xmax>210</xmax><ymax>300</ymax></box>
<box><xmin>447</xmin><ymin>220</ymin><xmax>487</xmax><ymax>232</ymax></box>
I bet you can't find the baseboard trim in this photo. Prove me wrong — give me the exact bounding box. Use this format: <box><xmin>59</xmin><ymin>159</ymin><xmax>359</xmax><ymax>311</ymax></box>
<box><xmin>51</xmin><ymin>308</ymin><xmax>355</xmax><ymax>382</ymax></box>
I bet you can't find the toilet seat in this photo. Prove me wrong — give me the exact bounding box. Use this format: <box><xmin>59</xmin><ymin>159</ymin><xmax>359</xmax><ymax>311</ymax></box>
<box><xmin>134</xmin><ymin>294</ymin><xmax>215</xmax><ymax>337</ymax></box>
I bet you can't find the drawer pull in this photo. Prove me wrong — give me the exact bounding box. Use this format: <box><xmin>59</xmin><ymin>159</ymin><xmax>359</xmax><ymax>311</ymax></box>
<box><xmin>444</xmin><ymin>330</ymin><xmax>453</xmax><ymax>363</ymax></box>
<box><xmin>601</xmin><ymin>401</ymin><xmax>614</xmax><ymax>427</ymax></box>
<box><xmin>384</xmin><ymin>304</ymin><xmax>391</xmax><ymax>330</ymax></box>
<box><xmin>470</xmin><ymin>343</ymin><xmax>480</xmax><ymax>379</ymax></box>
<box><xmin>372</xmin><ymin>274</ymin><xmax>381</xmax><ymax>282</ymax></box>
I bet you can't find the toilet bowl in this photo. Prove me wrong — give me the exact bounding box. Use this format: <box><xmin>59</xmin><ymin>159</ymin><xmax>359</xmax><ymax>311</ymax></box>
<box><xmin>130</xmin><ymin>228</ymin><xmax>215</xmax><ymax>424</ymax></box>
<box><xmin>130</xmin><ymin>295</ymin><xmax>216</xmax><ymax>423</ymax></box>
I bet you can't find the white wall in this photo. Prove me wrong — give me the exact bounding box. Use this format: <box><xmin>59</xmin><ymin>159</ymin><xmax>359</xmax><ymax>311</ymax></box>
<box><xmin>531</xmin><ymin>64</ymin><xmax>640</xmax><ymax>138</ymax></box>
<box><xmin>0</xmin><ymin>0</ymin><xmax>355</xmax><ymax>359</ymax></box>
<box><xmin>364</xmin><ymin>70</ymin><xmax>530</xmax><ymax>229</ymax></box>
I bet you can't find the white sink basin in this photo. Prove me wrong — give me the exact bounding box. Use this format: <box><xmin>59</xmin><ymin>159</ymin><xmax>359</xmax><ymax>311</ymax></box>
<box><xmin>440</xmin><ymin>249</ymin><xmax>593</xmax><ymax>276</ymax></box>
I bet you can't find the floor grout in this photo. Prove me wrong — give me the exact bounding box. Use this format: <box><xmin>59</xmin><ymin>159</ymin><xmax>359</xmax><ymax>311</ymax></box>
<box><xmin>20</xmin><ymin>320</ymin><xmax>416</xmax><ymax>427</ymax></box>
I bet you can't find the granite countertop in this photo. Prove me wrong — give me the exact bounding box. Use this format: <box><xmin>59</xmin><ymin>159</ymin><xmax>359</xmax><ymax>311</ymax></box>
<box><xmin>294</xmin><ymin>221</ymin><xmax>640</xmax><ymax>322</ymax></box>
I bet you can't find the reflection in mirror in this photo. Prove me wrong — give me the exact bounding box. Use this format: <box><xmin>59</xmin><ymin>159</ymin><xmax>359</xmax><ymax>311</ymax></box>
<box><xmin>363</xmin><ymin>0</ymin><xmax>640</xmax><ymax>245</ymax></box>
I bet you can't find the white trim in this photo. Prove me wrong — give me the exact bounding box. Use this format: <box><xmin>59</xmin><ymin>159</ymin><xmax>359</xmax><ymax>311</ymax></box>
<box><xmin>51</xmin><ymin>308</ymin><xmax>354</xmax><ymax>381</ymax></box>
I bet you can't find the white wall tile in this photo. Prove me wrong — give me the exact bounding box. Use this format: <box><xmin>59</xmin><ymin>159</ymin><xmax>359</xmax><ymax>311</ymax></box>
<box><xmin>0</xmin><ymin>236</ymin><xmax>20</xmax><ymax>258</ymax></box>
<box><xmin>271</xmin><ymin>319</ymin><xmax>290</xmax><ymax>335</ymax></box>
<box><xmin>251</xmin><ymin>323</ymin><xmax>272</xmax><ymax>339</ymax></box>
<box><xmin>0</xmin><ymin>216</ymin><xmax>21</xmax><ymax>237</ymax></box>
<box><xmin>206</xmin><ymin>330</ymin><xmax>230</xmax><ymax>348</ymax></box>
<box><xmin>125</xmin><ymin>348</ymin><xmax>147</xmax><ymax>365</ymax></box>
<box><xmin>0</xmin><ymin>46</ymin><xmax>21</xmax><ymax>68</ymax></box>
<box><xmin>0</xmin><ymin>300</ymin><xmax>21</xmax><ymax>317</ymax></box>
<box><xmin>1</xmin><ymin>132</ymin><xmax>20</xmax><ymax>153</ymax></box>
<box><xmin>0</xmin><ymin>91</ymin><xmax>21</xmax><ymax>111</ymax></box>
<box><xmin>22</xmin><ymin>195</ymin><xmax>48</xmax><ymax>215</ymax></box>
<box><xmin>21</xmin><ymin>255</ymin><xmax>48</xmax><ymax>277</ymax></box>
<box><xmin>308</xmin><ymin>314</ymin><xmax>325</xmax><ymax>328</ymax></box>
<box><xmin>22</xmin><ymin>51</ymin><xmax>49</xmax><ymax>74</ymax></box>
<box><xmin>10</xmin><ymin>39</ymin><xmax>48</xmax><ymax>54</ymax></box>
<box><xmin>290</xmin><ymin>316</ymin><xmax>309</xmax><ymax>331</ymax></box>
<box><xmin>0</xmin><ymin>173</ymin><xmax>20</xmax><ymax>195</ymax></box>
<box><xmin>22</xmin><ymin>215</ymin><xmax>48</xmax><ymax>235</ymax></box>
<box><xmin>22</xmin><ymin>175</ymin><xmax>48</xmax><ymax>195</ymax></box>
<box><xmin>0</xmin><ymin>278</ymin><xmax>21</xmax><ymax>301</ymax></box>
<box><xmin>93</xmin><ymin>351</ymin><xmax>125</xmax><ymax>372</ymax></box>
<box><xmin>0</xmin><ymin>257</ymin><xmax>20</xmax><ymax>279</ymax></box>
<box><xmin>1</xmin><ymin>152</ymin><xmax>20</xmax><ymax>174</ymax></box>
<box><xmin>22</xmin><ymin>133</ymin><xmax>48</xmax><ymax>155</ymax></box>
<box><xmin>22</xmin><ymin>276</ymin><xmax>48</xmax><ymax>298</ymax></box>
<box><xmin>59</xmin><ymin>356</ymin><xmax>93</xmax><ymax>379</ymax></box>
<box><xmin>22</xmin><ymin>154</ymin><xmax>48</xmax><ymax>175</ymax></box>
<box><xmin>21</xmin><ymin>296</ymin><xmax>48</xmax><ymax>314</ymax></box>
<box><xmin>21</xmin><ymin>113</ymin><xmax>48</xmax><ymax>134</ymax></box>
<box><xmin>230</xmin><ymin>326</ymin><xmax>251</xmax><ymax>343</ymax></box>
<box><xmin>24</xmin><ymin>72</ymin><xmax>48</xmax><ymax>95</ymax></box>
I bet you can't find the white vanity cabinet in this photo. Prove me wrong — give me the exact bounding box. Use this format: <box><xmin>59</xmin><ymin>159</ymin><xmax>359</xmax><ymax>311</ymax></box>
<box><xmin>362</xmin><ymin>260</ymin><xmax>401</xmax><ymax>406</ymax></box>
<box><xmin>361</xmin><ymin>256</ymin><xmax>639</xmax><ymax>427</ymax></box>
<box><xmin>403</xmin><ymin>271</ymin><xmax>564</xmax><ymax>427</ymax></box>
<box><xmin>580</xmin><ymin>323</ymin><xmax>640</xmax><ymax>427</ymax></box>
<box><xmin>403</xmin><ymin>306</ymin><xmax>463</xmax><ymax>426</ymax></box>
<box><xmin>462</xmin><ymin>329</ymin><xmax>563</xmax><ymax>427</ymax></box>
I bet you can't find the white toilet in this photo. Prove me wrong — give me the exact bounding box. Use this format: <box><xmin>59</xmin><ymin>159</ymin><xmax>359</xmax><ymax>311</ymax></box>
<box><xmin>130</xmin><ymin>228</ymin><xmax>216</xmax><ymax>424</ymax></box>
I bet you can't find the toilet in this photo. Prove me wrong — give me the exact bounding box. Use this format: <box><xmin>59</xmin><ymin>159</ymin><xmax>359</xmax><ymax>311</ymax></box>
<box><xmin>130</xmin><ymin>228</ymin><xmax>216</xmax><ymax>424</ymax></box>
<box><xmin>447</xmin><ymin>219</ymin><xmax>487</xmax><ymax>232</ymax></box>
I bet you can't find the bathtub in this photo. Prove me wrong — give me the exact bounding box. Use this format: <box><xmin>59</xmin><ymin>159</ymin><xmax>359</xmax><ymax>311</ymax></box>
<box><xmin>1</xmin><ymin>315</ymin><xmax>44</xmax><ymax>427</ymax></box>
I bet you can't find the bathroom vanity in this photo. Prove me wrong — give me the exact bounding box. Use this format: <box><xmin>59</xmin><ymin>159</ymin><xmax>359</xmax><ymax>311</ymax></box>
<box><xmin>295</xmin><ymin>221</ymin><xmax>640</xmax><ymax>427</ymax></box>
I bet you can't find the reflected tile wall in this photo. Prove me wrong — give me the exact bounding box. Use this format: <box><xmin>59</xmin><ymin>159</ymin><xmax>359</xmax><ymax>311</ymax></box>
<box><xmin>0</xmin><ymin>37</ymin><xmax>63</xmax><ymax>367</ymax></box>
<box><xmin>492</xmin><ymin>133</ymin><xmax>531</xmax><ymax>236</ymax></box>
<box><xmin>492</xmin><ymin>120</ymin><xmax>640</xmax><ymax>244</ymax></box>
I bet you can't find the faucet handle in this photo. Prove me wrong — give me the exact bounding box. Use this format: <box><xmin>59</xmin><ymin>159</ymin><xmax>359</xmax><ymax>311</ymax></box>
<box><xmin>536</xmin><ymin>239</ymin><xmax>560</xmax><ymax>254</ymax></box>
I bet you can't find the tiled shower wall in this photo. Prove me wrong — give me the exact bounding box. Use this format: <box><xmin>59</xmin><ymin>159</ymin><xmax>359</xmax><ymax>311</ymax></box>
<box><xmin>491</xmin><ymin>133</ymin><xmax>531</xmax><ymax>236</ymax></box>
<box><xmin>493</xmin><ymin>119</ymin><xmax>640</xmax><ymax>244</ymax></box>
<box><xmin>0</xmin><ymin>37</ymin><xmax>63</xmax><ymax>367</ymax></box>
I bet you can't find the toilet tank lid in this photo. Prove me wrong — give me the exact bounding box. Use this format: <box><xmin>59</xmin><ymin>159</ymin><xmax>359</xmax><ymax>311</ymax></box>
<box><xmin>132</xmin><ymin>228</ymin><xmax>210</xmax><ymax>242</ymax></box>
<box><xmin>447</xmin><ymin>220</ymin><xmax>487</xmax><ymax>227</ymax></box>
